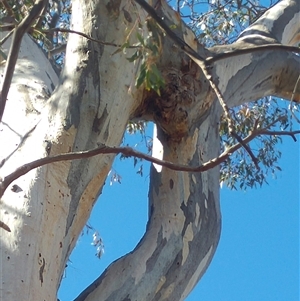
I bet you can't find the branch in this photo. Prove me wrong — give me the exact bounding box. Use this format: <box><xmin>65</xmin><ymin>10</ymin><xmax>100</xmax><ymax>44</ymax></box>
<box><xmin>1</xmin><ymin>0</ymin><xmax>16</xmax><ymax>21</ymax></box>
<box><xmin>134</xmin><ymin>0</ymin><xmax>300</xmax><ymax>70</ymax></box>
<box><xmin>132</xmin><ymin>0</ymin><xmax>259</xmax><ymax>167</ymax></box>
<box><xmin>0</xmin><ymin>30</ymin><xmax>14</xmax><ymax>47</ymax></box>
<box><xmin>133</xmin><ymin>0</ymin><xmax>299</xmax><ymax>169</ymax></box>
<box><xmin>133</xmin><ymin>0</ymin><xmax>206</xmax><ymax>63</ymax></box>
<box><xmin>0</xmin><ymin>220</ymin><xmax>11</xmax><ymax>232</ymax></box>
<box><xmin>206</xmin><ymin>44</ymin><xmax>300</xmax><ymax>65</ymax></box>
<box><xmin>291</xmin><ymin>75</ymin><xmax>300</xmax><ymax>102</ymax></box>
<box><xmin>1</xmin><ymin>128</ymin><xmax>300</xmax><ymax>199</ymax></box>
<box><xmin>0</xmin><ymin>0</ymin><xmax>47</xmax><ymax>123</ymax></box>
<box><xmin>41</xmin><ymin>28</ymin><xmax>139</xmax><ymax>49</ymax></box>
<box><xmin>259</xmin><ymin>130</ymin><xmax>300</xmax><ymax>142</ymax></box>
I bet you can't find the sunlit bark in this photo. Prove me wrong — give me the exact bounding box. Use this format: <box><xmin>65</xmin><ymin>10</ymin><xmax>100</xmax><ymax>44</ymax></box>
<box><xmin>0</xmin><ymin>0</ymin><xmax>299</xmax><ymax>300</ymax></box>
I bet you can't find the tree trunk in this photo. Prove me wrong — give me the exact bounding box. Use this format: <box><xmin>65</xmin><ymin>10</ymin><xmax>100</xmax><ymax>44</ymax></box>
<box><xmin>0</xmin><ymin>0</ymin><xmax>299</xmax><ymax>300</ymax></box>
<box><xmin>1</xmin><ymin>0</ymin><xmax>143</xmax><ymax>299</ymax></box>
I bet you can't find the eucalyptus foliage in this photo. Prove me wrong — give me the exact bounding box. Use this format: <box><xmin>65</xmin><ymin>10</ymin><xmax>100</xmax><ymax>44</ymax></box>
<box><xmin>175</xmin><ymin>0</ymin><xmax>299</xmax><ymax>189</ymax></box>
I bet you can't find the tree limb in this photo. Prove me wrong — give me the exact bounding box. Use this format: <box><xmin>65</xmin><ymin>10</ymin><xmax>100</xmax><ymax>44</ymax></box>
<box><xmin>133</xmin><ymin>0</ymin><xmax>298</xmax><ymax>169</ymax></box>
<box><xmin>259</xmin><ymin>130</ymin><xmax>300</xmax><ymax>141</ymax></box>
<box><xmin>1</xmin><ymin>128</ymin><xmax>299</xmax><ymax>199</ymax></box>
<box><xmin>1</xmin><ymin>0</ymin><xmax>16</xmax><ymax>21</ymax></box>
<box><xmin>0</xmin><ymin>220</ymin><xmax>11</xmax><ymax>232</ymax></box>
<box><xmin>0</xmin><ymin>0</ymin><xmax>47</xmax><ymax>123</ymax></box>
<box><xmin>206</xmin><ymin>44</ymin><xmax>300</xmax><ymax>65</ymax></box>
<box><xmin>41</xmin><ymin>28</ymin><xmax>139</xmax><ymax>49</ymax></box>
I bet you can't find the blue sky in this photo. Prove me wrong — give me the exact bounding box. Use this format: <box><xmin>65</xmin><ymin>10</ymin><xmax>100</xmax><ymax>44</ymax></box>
<box><xmin>58</xmin><ymin>121</ymin><xmax>299</xmax><ymax>301</ymax></box>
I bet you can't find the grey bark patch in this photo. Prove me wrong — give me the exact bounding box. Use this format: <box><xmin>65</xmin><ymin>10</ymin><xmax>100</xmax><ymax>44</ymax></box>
<box><xmin>74</xmin><ymin>268</ymin><xmax>136</xmax><ymax>301</ymax></box>
<box><xmin>92</xmin><ymin>106</ymin><xmax>108</xmax><ymax>133</ymax></box>
<box><xmin>180</xmin><ymin>150</ymin><xmax>204</xmax><ymax>235</ymax></box>
<box><xmin>65</xmin><ymin>159</ymin><xmax>89</xmax><ymax>232</ymax></box>
<box><xmin>148</xmin><ymin>165</ymin><xmax>162</xmax><ymax>205</ymax></box>
<box><xmin>169</xmin><ymin>178</ymin><xmax>174</xmax><ymax>189</ymax></box>
<box><xmin>45</xmin><ymin>71</ymin><xmax>55</xmax><ymax>91</ymax></box>
<box><xmin>153</xmin><ymin>251</ymin><xmax>183</xmax><ymax>300</ymax></box>
<box><xmin>146</xmin><ymin>227</ymin><xmax>166</xmax><ymax>272</ymax></box>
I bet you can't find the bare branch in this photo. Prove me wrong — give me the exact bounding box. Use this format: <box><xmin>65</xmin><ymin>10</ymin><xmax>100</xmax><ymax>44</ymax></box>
<box><xmin>259</xmin><ymin>130</ymin><xmax>300</xmax><ymax>141</ymax></box>
<box><xmin>231</xmin><ymin>131</ymin><xmax>260</xmax><ymax>169</ymax></box>
<box><xmin>0</xmin><ymin>220</ymin><xmax>11</xmax><ymax>232</ymax></box>
<box><xmin>206</xmin><ymin>44</ymin><xmax>300</xmax><ymax>65</ymax></box>
<box><xmin>0</xmin><ymin>30</ymin><xmax>14</xmax><ymax>46</ymax></box>
<box><xmin>34</xmin><ymin>0</ymin><xmax>49</xmax><ymax>29</ymax></box>
<box><xmin>0</xmin><ymin>0</ymin><xmax>47</xmax><ymax>123</ymax></box>
<box><xmin>133</xmin><ymin>0</ymin><xmax>206</xmax><ymax>63</ymax></box>
<box><xmin>291</xmin><ymin>75</ymin><xmax>300</xmax><ymax>102</ymax></box>
<box><xmin>1</xmin><ymin>127</ymin><xmax>299</xmax><ymax>198</ymax></box>
<box><xmin>0</xmin><ymin>123</ymin><xmax>38</xmax><ymax>168</ymax></box>
<box><xmin>41</xmin><ymin>28</ymin><xmax>139</xmax><ymax>49</ymax></box>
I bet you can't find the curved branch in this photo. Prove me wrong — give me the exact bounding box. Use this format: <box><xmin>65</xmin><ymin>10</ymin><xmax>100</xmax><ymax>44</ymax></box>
<box><xmin>1</xmin><ymin>127</ymin><xmax>299</xmax><ymax>199</ymax></box>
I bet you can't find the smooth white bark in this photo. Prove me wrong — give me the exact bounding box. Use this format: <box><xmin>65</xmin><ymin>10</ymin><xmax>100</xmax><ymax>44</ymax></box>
<box><xmin>1</xmin><ymin>1</ymin><xmax>143</xmax><ymax>298</ymax></box>
<box><xmin>0</xmin><ymin>0</ymin><xmax>299</xmax><ymax>300</ymax></box>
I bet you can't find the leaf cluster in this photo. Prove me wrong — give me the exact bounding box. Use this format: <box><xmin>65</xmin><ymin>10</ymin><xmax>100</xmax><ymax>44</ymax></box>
<box><xmin>1</xmin><ymin>0</ymin><xmax>70</xmax><ymax>67</ymax></box>
<box><xmin>176</xmin><ymin>0</ymin><xmax>278</xmax><ymax>46</ymax></box>
<box><xmin>123</xmin><ymin>19</ymin><xmax>165</xmax><ymax>95</ymax></box>
<box><xmin>220</xmin><ymin>97</ymin><xmax>299</xmax><ymax>190</ymax></box>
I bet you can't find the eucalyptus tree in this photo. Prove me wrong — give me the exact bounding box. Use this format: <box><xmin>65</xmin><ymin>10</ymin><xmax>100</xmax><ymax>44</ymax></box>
<box><xmin>0</xmin><ymin>0</ymin><xmax>299</xmax><ymax>300</ymax></box>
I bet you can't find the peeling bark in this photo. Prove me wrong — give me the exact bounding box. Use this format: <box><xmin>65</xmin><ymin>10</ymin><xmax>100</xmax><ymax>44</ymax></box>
<box><xmin>0</xmin><ymin>0</ymin><xmax>299</xmax><ymax>300</ymax></box>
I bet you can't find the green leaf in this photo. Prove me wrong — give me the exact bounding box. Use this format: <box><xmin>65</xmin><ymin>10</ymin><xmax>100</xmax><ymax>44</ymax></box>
<box><xmin>111</xmin><ymin>40</ymin><xmax>130</xmax><ymax>56</ymax></box>
<box><xmin>127</xmin><ymin>50</ymin><xmax>142</xmax><ymax>62</ymax></box>
<box><xmin>136</xmin><ymin>32</ymin><xmax>145</xmax><ymax>46</ymax></box>
<box><xmin>136</xmin><ymin>62</ymin><xmax>147</xmax><ymax>88</ymax></box>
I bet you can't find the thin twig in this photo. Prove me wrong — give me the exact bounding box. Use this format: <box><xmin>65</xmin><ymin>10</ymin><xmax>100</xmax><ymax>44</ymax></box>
<box><xmin>0</xmin><ymin>30</ymin><xmax>14</xmax><ymax>46</ymax></box>
<box><xmin>291</xmin><ymin>75</ymin><xmax>300</xmax><ymax>102</ymax></box>
<box><xmin>0</xmin><ymin>123</ymin><xmax>38</xmax><ymax>168</ymax></box>
<box><xmin>42</xmin><ymin>28</ymin><xmax>139</xmax><ymax>49</ymax></box>
<box><xmin>209</xmin><ymin>78</ymin><xmax>260</xmax><ymax>168</ymax></box>
<box><xmin>0</xmin><ymin>0</ymin><xmax>47</xmax><ymax>123</ymax></box>
<box><xmin>259</xmin><ymin>130</ymin><xmax>300</xmax><ymax>142</ymax></box>
<box><xmin>35</xmin><ymin>0</ymin><xmax>49</xmax><ymax>29</ymax></box>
